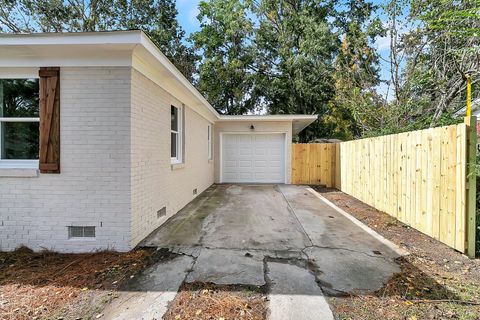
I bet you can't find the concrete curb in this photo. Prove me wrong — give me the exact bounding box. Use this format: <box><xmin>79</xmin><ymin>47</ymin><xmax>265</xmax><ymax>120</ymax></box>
<box><xmin>306</xmin><ymin>187</ymin><xmax>409</xmax><ymax>257</ymax></box>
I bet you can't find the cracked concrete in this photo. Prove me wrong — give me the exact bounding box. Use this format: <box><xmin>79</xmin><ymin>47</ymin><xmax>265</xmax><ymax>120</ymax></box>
<box><xmin>266</xmin><ymin>261</ymin><xmax>334</xmax><ymax>320</ymax></box>
<box><xmin>186</xmin><ymin>248</ymin><xmax>266</xmax><ymax>286</ymax></box>
<box><xmin>131</xmin><ymin>184</ymin><xmax>404</xmax><ymax>319</ymax></box>
<box><xmin>101</xmin><ymin>255</ymin><xmax>194</xmax><ymax>319</ymax></box>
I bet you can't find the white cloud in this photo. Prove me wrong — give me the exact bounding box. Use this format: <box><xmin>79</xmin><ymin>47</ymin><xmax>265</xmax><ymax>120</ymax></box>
<box><xmin>375</xmin><ymin>36</ymin><xmax>390</xmax><ymax>51</ymax></box>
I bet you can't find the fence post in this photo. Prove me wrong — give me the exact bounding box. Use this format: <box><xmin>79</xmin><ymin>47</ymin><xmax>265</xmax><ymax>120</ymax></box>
<box><xmin>335</xmin><ymin>143</ymin><xmax>341</xmax><ymax>189</ymax></box>
<box><xmin>465</xmin><ymin>116</ymin><xmax>477</xmax><ymax>258</ymax></box>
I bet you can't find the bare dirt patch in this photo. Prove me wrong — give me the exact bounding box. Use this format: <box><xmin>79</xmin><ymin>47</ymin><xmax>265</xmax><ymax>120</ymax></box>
<box><xmin>314</xmin><ymin>187</ymin><xmax>480</xmax><ymax>320</ymax></box>
<box><xmin>163</xmin><ymin>282</ymin><xmax>268</xmax><ymax>320</ymax></box>
<box><xmin>0</xmin><ymin>246</ymin><xmax>155</xmax><ymax>320</ymax></box>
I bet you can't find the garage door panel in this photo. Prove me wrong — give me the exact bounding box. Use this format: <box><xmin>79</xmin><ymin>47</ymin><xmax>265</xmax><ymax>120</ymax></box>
<box><xmin>222</xmin><ymin>133</ymin><xmax>285</xmax><ymax>183</ymax></box>
<box><xmin>254</xmin><ymin>135</ymin><xmax>267</xmax><ymax>142</ymax></box>
<box><xmin>269</xmin><ymin>160</ymin><xmax>281</xmax><ymax>167</ymax></box>
<box><xmin>254</xmin><ymin>149</ymin><xmax>266</xmax><ymax>156</ymax></box>
<box><xmin>239</xmin><ymin>148</ymin><xmax>252</xmax><ymax>155</ymax></box>
<box><xmin>225</xmin><ymin>160</ymin><xmax>237</xmax><ymax>168</ymax></box>
<box><xmin>269</xmin><ymin>149</ymin><xmax>281</xmax><ymax>156</ymax></box>
<box><xmin>254</xmin><ymin>173</ymin><xmax>267</xmax><ymax>179</ymax></box>
<box><xmin>239</xmin><ymin>160</ymin><xmax>253</xmax><ymax>167</ymax></box>
<box><xmin>238</xmin><ymin>136</ymin><xmax>252</xmax><ymax>144</ymax></box>
<box><xmin>255</xmin><ymin>160</ymin><xmax>267</xmax><ymax>167</ymax></box>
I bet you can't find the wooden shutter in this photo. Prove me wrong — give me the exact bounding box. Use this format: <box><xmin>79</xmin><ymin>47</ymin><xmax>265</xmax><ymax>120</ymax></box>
<box><xmin>39</xmin><ymin>67</ymin><xmax>60</xmax><ymax>173</ymax></box>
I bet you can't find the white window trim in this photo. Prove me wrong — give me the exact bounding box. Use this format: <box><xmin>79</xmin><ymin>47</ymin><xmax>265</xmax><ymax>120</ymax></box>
<box><xmin>0</xmin><ymin>117</ymin><xmax>40</xmax><ymax>169</ymax></box>
<box><xmin>207</xmin><ymin>124</ymin><xmax>213</xmax><ymax>160</ymax></box>
<box><xmin>171</xmin><ymin>104</ymin><xmax>183</xmax><ymax>164</ymax></box>
<box><xmin>0</xmin><ymin>159</ymin><xmax>39</xmax><ymax>169</ymax></box>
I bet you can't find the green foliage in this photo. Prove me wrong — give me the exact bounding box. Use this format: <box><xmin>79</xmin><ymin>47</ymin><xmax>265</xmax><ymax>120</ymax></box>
<box><xmin>252</xmin><ymin>0</ymin><xmax>339</xmax><ymax>141</ymax></box>
<box><xmin>193</xmin><ymin>0</ymin><xmax>384</xmax><ymax>141</ymax></box>
<box><xmin>0</xmin><ymin>0</ymin><xmax>197</xmax><ymax>80</ymax></box>
<box><xmin>322</xmin><ymin>1</ymin><xmax>385</xmax><ymax>139</ymax></box>
<box><xmin>2</xmin><ymin>0</ymin><xmax>476</xmax><ymax>141</ymax></box>
<box><xmin>386</xmin><ymin>0</ymin><xmax>480</xmax><ymax>125</ymax></box>
<box><xmin>191</xmin><ymin>0</ymin><xmax>256</xmax><ymax>114</ymax></box>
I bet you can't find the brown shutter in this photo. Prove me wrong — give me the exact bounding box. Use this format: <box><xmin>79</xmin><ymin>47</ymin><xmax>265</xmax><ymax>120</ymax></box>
<box><xmin>39</xmin><ymin>67</ymin><xmax>60</xmax><ymax>173</ymax></box>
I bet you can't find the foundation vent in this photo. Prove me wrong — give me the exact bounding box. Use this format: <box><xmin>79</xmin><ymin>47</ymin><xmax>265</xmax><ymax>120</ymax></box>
<box><xmin>68</xmin><ymin>226</ymin><xmax>95</xmax><ymax>238</ymax></box>
<box><xmin>157</xmin><ymin>207</ymin><xmax>166</xmax><ymax>218</ymax></box>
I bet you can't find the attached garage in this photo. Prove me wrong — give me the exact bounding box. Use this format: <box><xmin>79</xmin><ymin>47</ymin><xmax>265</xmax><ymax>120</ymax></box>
<box><xmin>214</xmin><ymin>115</ymin><xmax>317</xmax><ymax>184</ymax></box>
<box><xmin>221</xmin><ymin>133</ymin><xmax>285</xmax><ymax>183</ymax></box>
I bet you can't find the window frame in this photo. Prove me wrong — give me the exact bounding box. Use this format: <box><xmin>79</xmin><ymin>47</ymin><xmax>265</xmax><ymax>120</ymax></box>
<box><xmin>171</xmin><ymin>104</ymin><xmax>183</xmax><ymax>164</ymax></box>
<box><xmin>0</xmin><ymin>76</ymin><xmax>40</xmax><ymax>169</ymax></box>
<box><xmin>207</xmin><ymin>123</ymin><xmax>213</xmax><ymax>160</ymax></box>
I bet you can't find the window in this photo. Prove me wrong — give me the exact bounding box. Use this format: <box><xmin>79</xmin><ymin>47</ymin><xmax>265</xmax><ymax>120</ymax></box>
<box><xmin>68</xmin><ymin>226</ymin><xmax>95</xmax><ymax>238</ymax></box>
<box><xmin>0</xmin><ymin>79</ymin><xmax>39</xmax><ymax>165</ymax></box>
<box><xmin>207</xmin><ymin>124</ymin><xmax>213</xmax><ymax>160</ymax></box>
<box><xmin>171</xmin><ymin>105</ymin><xmax>183</xmax><ymax>163</ymax></box>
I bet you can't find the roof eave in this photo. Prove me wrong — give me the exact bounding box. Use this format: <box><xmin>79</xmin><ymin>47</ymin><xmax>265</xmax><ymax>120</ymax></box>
<box><xmin>217</xmin><ymin>114</ymin><xmax>318</xmax><ymax>135</ymax></box>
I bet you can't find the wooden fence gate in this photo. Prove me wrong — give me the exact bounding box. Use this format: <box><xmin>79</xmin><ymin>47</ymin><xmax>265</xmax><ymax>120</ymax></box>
<box><xmin>291</xmin><ymin>143</ymin><xmax>337</xmax><ymax>187</ymax></box>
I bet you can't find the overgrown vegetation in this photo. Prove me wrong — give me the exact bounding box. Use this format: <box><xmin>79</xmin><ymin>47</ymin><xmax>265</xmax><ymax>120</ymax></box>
<box><xmin>192</xmin><ymin>0</ymin><xmax>479</xmax><ymax>140</ymax></box>
<box><xmin>1</xmin><ymin>0</ymin><xmax>477</xmax><ymax>140</ymax></box>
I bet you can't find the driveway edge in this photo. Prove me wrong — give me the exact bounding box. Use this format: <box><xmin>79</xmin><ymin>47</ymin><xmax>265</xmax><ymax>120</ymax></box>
<box><xmin>306</xmin><ymin>187</ymin><xmax>409</xmax><ymax>257</ymax></box>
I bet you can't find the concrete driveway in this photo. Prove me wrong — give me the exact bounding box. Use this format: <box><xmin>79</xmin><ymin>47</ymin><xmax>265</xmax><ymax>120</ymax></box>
<box><xmin>104</xmin><ymin>185</ymin><xmax>403</xmax><ymax>319</ymax></box>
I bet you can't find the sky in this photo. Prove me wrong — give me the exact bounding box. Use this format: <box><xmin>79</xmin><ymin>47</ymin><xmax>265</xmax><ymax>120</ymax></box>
<box><xmin>176</xmin><ymin>0</ymin><xmax>397</xmax><ymax>100</ymax></box>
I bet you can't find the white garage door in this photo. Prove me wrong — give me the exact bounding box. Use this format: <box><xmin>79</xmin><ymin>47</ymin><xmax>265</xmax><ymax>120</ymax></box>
<box><xmin>221</xmin><ymin>133</ymin><xmax>285</xmax><ymax>183</ymax></box>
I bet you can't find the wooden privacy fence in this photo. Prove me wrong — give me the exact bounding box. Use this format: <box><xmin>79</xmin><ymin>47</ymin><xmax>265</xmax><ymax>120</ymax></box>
<box><xmin>291</xmin><ymin>143</ymin><xmax>337</xmax><ymax>187</ymax></box>
<box><xmin>291</xmin><ymin>117</ymin><xmax>477</xmax><ymax>257</ymax></box>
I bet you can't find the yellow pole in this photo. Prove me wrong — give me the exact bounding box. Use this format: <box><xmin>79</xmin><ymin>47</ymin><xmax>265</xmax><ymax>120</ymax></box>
<box><xmin>466</xmin><ymin>74</ymin><xmax>472</xmax><ymax>116</ymax></box>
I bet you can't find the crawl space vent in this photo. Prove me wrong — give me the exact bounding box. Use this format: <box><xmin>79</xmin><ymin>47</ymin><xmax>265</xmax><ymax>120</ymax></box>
<box><xmin>68</xmin><ymin>226</ymin><xmax>95</xmax><ymax>238</ymax></box>
<box><xmin>157</xmin><ymin>207</ymin><xmax>167</xmax><ymax>218</ymax></box>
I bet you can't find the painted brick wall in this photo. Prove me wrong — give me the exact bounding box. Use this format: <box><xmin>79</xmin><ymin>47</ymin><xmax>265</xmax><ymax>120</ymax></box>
<box><xmin>0</xmin><ymin>67</ymin><xmax>132</xmax><ymax>252</ymax></box>
<box><xmin>130</xmin><ymin>69</ymin><xmax>214</xmax><ymax>247</ymax></box>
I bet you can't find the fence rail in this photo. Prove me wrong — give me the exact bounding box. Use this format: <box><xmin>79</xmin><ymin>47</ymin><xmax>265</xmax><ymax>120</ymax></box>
<box><xmin>291</xmin><ymin>117</ymin><xmax>477</xmax><ymax>256</ymax></box>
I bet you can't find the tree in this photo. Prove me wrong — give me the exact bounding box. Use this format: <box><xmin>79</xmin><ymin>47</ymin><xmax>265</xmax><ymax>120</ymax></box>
<box><xmin>251</xmin><ymin>0</ymin><xmax>339</xmax><ymax>141</ymax></box>
<box><xmin>326</xmin><ymin>29</ymin><xmax>384</xmax><ymax>138</ymax></box>
<box><xmin>383</xmin><ymin>0</ymin><xmax>480</xmax><ymax>131</ymax></box>
<box><xmin>191</xmin><ymin>0</ymin><xmax>257</xmax><ymax>114</ymax></box>
<box><xmin>324</xmin><ymin>0</ymin><xmax>385</xmax><ymax>138</ymax></box>
<box><xmin>192</xmin><ymin>0</ymin><xmax>383</xmax><ymax>141</ymax></box>
<box><xmin>409</xmin><ymin>0</ymin><xmax>480</xmax><ymax>124</ymax></box>
<box><xmin>253</xmin><ymin>0</ymin><xmax>337</xmax><ymax>110</ymax></box>
<box><xmin>0</xmin><ymin>0</ymin><xmax>197</xmax><ymax>80</ymax></box>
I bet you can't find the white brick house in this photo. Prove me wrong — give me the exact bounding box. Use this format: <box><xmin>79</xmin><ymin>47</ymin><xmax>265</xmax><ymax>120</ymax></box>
<box><xmin>0</xmin><ymin>31</ymin><xmax>316</xmax><ymax>253</ymax></box>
